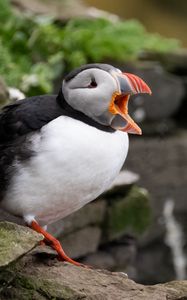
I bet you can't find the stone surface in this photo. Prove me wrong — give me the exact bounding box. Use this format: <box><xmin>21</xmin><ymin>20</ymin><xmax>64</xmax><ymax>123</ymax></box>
<box><xmin>140</xmin><ymin>118</ymin><xmax>177</xmax><ymax>136</ymax></box>
<box><xmin>59</xmin><ymin>226</ymin><xmax>101</xmax><ymax>258</ymax></box>
<box><xmin>0</xmin><ymin>248</ymin><xmax>187</xmax><ymax>300</ymax></box>
<box><xmin>81</xmin><ymin>251</ymin><xmax>116</xmax><ymax>270</ymax></box>
<box><xmin>0</xmin><ymin>209</ymin><xmax>24</xmax><ymax>224</ymax></box>
<box><xmin>135</xmin><ymin>239</ymin><xmax>175</xmax><ymax>284</ymax></box>
<box><xmin>141</xmin><ymin>49</ymin><xmax>187</xmax><ymax>72</ymax></box>
<box><xmin>82</xmin><ymin>235</ymin><xmax>137</xmax><ymax>274</ymax></box>
<box><xmin>128</xmin><ymin>63</ymin><xmax>184</xmax><ymax>122</ymax></box>
<box><xmin>126</xmin><ymin>133</ymin><xmax>187</xmax><ymax>217</ymax></box>
<box><xmin>109</xmin><ymin>243</ymin><xmax>137</xmax><ymax>270</ymax></box>
<box><xmin>11</xmin><ymin>0</ymin><xmax>119</xmax><ymax>21</ymax></box>
<box><xmin>48</xmin><ymin>199</ymin><xmax>106</xmax><ymax>237</ymax></box>
<box><xmin>0</xmin><ymin>221</ymin><xmax>42</xmax><ymax>267</ymax></box>
<box><xmin>0</xmin><ymin>221</ymin><xmax>187</xmax><ymax>299</ymax></box>
<box><xmin>112</xmin><ymin>170</ymin><xmax>140</xmax><ymax>186</ymax></box>
<box><xmin>126</xmin><ymin>132</ymin><xmax>187</xmax><ymax>283</ymax></box>
<box><xmin>12</xmin><ymin>0</ymin><xmax>87</xmax><ymax>18</ymax></box>
<box><xmin>104</xmin><ymin>170</ymin><xmax>140</xmax><ymax>196</ymax></box>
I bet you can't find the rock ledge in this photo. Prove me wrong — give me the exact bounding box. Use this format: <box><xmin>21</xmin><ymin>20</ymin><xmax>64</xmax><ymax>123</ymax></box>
<box><xmin>0</xmin><ymin>221</ymin><xmax>187</xmax><ymax>300</ymax></box>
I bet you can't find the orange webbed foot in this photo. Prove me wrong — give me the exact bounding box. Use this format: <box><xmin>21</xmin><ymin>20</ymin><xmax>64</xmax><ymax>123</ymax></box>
<box><xmin>29</xmin><ymin>220</ymin><xmax>91</xmax><ymax>268</ymax></box>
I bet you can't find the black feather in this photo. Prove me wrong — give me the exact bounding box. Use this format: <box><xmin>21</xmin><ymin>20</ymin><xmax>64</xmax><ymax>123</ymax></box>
<box><xmin>0</xmin><ymin>95</ymin><xmax>64</xmax><ymax>142</ymax></box>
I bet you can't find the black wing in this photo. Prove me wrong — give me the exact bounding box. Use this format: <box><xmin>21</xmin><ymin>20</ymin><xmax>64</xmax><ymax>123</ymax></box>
<box><xmin>0</xmin><ymin>94</ymin><xmax>64</xmax><ymax>200</ymax></box>
<box><xmin>0</xmin><ymin>94</ymin><xmax>64</xmax><ymax>142</ymax></box>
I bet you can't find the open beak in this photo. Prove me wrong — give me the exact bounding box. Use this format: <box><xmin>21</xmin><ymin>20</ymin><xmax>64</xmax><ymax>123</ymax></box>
<box><xmin>109</xmin><ymin>72</ymin><xmax>152</xmax><ymax>135</ymax></box>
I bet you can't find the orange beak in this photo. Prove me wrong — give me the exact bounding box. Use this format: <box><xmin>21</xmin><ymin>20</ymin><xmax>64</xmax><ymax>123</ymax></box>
<box><xmin>109</xmin><ymin>72</ymin><xmax>152</xmax><ymax>135</ymax></box>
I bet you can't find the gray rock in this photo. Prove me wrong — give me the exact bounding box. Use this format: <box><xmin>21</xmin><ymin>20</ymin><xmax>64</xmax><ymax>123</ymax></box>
<box><xmin>105</xmin><ymin>170</ymin><xmax>140</xmax><ymax>196</ymax></box>
<box><xmin>81</xmin><ymin>251</ymin><xmax>116</xmax><ymax>270</ymax></box>
<box><xmin>0</xmin><ymin>209</ymin><xmax>24</xmax><ymax>225</ymax></box>
<box><xmin>141</xmin><ymin>49</ymin><xmax>187</xmax><ymax>72</ymax></box>
<box><xmin>1</xmin><ymin>249</ymin><xmax>187</xmax><ymax>300</ymax></box>
<box><xmin>59</xmin><ymin>226</ymin><xmax>101</xmax><ymax>258</ymax></box>
<box><xmin>111</xmin><ymin>170</ymin><xmax>140</xmax><ymax>187</ymax></box>
<box><xmin>109</xmin><ymin>243</ymin><xmax>137</xmax><ymax>269</ymax></box>
<box><xmin>126</xmin><ymin>133</ymin><xmax>187</xmax><ymax>216</ymax></box>
<box><xmin>129</xmin><ymin>63</ymin><xmax>184</xmax><ymax>122</ymax></box>
<box><xmin>126</xmin><ymin>132</ymin><xmax>187</xmax><ymax>283</ymax></box>
<box><xmin>12</xmin><ymin>0</ymin><xmax>119</xmax><ymax>21</ymax></box>
<box><xmin>135</xmin><ymin>241</ymin><xmax>175</xmax><ymax>284</ymax></box>
<box><xmin>140</xmin><ymin>118</ymin><xmax>177</xmax><ymax>136</ymax></box>
<box><xmin>82</xmin><ymin>241</ymin><xmax>137</xmax><ymax>273</ymax></box>
<box><xmin>48</xmin><ymin>200</ymin><xmax>106</xmax><ymax>237</ymax></box>
<box><xmin>0</xmin><ymin>221</ymin><xmax>43</xmax><ymax>267</ymax></box>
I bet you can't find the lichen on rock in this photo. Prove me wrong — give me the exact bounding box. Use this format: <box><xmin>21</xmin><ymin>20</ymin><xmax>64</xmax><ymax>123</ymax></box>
<box><xmin>0</xmin><ymin>221</ymin><xmax>43</xmax><ymax>267</ymax></box>
<box><xmin>105</xmin><ymin>186</ymin><xmax>152</xmax><ymax>240</ymax></box>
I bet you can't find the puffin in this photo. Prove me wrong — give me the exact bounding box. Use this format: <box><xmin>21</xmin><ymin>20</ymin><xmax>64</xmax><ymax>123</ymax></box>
<box><xmin>0</xmin><ymin>63</ymin><xmax>151</xmax><ymax>267</ymax></box>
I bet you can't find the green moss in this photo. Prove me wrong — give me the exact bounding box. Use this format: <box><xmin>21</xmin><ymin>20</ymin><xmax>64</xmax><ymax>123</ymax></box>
<box><xmin>62</xmin><ymin>18</ymin><xmax>180</xmax><ymax>67</ymax></box>
<box><xmin>106</xmin><ymin>186</ymin><xmax>152</xmax><ymax>239</ymax></box>
<box><xmin>11</xmin><ymin>274</ymin><xmax>79</xmax><ymax>299</ymax></box>
<box><xmin>0</xmin><ymin>266</ymin><xmax>79</xmax><ymax>300</ymax></box>
<box><xmin>15</xmin><ymin>275</ymin><xmax>39</xmax><ymax>290</ymax></box>
<box><xmin>0</xmin><ymin>222</ymin><xmax>42</xmax><ymax>268</ymax></box>
<box><xmin>40</xmin><ymin>281</ymin><xmax>77</xmax><ymax>299</ymax></box>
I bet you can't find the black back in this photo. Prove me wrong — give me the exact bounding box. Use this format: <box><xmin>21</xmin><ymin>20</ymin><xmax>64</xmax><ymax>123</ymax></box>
<box><xmin>0</xmin><ymin>95</ymin><xmax>63</xmax><ymax>142</ymax></box>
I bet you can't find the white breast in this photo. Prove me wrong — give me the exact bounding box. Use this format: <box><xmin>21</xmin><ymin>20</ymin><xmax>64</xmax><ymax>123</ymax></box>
<box><xmin>2</xmin><ymin>116</ymin><xmax>129</xmax><ymax>226</ymax></box>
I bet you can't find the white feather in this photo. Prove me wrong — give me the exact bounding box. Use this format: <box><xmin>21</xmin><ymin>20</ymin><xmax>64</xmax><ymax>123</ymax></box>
<box><xmin>2</xmin><ymin>116</ymin><xmax>128</xmax><ymax>226</ymax></box>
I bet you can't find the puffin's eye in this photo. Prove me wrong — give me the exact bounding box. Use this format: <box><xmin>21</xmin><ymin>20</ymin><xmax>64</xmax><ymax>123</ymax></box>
<box><xmin>88</xmin><ymin>79</ymin><xmax>97</xmax><ymax>88</ymax></box>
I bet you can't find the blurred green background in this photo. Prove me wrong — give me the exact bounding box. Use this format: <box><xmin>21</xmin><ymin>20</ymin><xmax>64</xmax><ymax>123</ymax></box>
<box><xmin>86</xmin><ymin>0</ymin><xmax>187</xmax><ymax>47</ymax></box>
<box><xmin>0</xmin><ymin>0</ymin><xmax>182</xmax><ymax>97</ymax></box>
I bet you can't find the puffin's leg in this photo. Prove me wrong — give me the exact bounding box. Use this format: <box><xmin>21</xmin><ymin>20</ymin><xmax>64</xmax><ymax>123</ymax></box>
<box><xmin>39</xmin><ymin>225</ymin><xmax>47</xmax><ymax>246</ymax></box>
<box><xmin>29</xmin><ymin>219</ymin><xmax>85</xmax><ymax>267</ymax></box>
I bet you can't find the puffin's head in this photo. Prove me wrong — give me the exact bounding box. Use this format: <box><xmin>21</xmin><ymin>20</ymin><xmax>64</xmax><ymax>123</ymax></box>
<box><xmin>62</xmin><ymin>63</ymin><xmax>151</xmax><ymax>134</ymax></box>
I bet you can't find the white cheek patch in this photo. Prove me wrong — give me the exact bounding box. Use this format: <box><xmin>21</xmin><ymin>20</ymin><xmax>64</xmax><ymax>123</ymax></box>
<box><xmin>63</xmin><ymin>69</ymin><xmax>119</xmax><ymax>121</ymax></box>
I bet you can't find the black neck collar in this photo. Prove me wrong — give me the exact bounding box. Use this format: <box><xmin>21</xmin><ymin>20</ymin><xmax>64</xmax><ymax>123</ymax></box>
<box><xmin>56</xmin><ymin>90</ymin><xmax>115</xmax><ymax>133</ymax></box>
